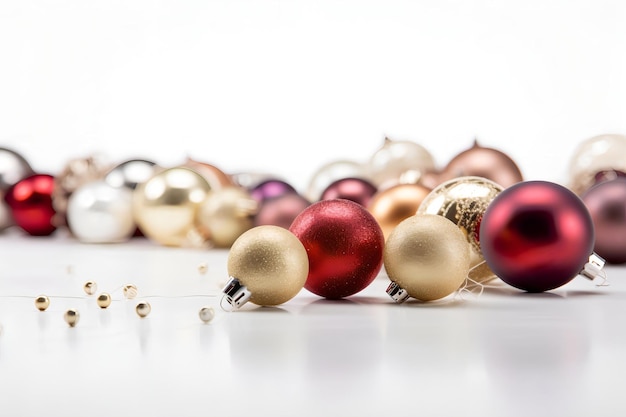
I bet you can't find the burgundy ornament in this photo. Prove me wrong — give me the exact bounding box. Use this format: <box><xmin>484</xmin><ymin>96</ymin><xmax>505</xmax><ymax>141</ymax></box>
<box><xmin>320</xmin><ymin>177</ymin><xmax>377</xmax><ymax>207</ymax></box>
<box><xmin>4</xmin><ymin>174</ymin><xmax>57</xmax><ymax>236</ymax></box>
<box><xmin>289</xmin><ymin>199</ymin><xmax>385</xmax><ymax>299</ymax></box>
<box><xmin>480</xmin><ymin>181</ymin><xmax>597</xmax><ymax>292</ymax></box>
<box><xmin>250</xmin><ymin>179</ymin><xmax>297</xmax><ymax>203</ymax></box>
<box><xmin>254</xmin><ymin>193</ymin><xmax>311</xmax><ymax>229</ymax></box>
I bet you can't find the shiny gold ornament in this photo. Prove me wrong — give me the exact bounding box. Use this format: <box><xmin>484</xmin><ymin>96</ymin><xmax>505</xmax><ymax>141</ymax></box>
<box><xmin>368</xmin><ymin>137</ymin><xmax>436</xmax><ymax>190</ymax></box>
<box><xmin>199</xmin><ymin>306</ymin><xmax>215</xmax><ymax>323</ymax></box>
<box><xmin>135</xmin><ymin>301</ymin><xmax>151</xmax><ymax>318</ymax></box>
<box><xmin>224</xmin><ymin>225</ymin><xmax>309</xmax><ymax>308</ymax></box>
<box><xmin>83</xmin><ymin>281</ymin><xmax>97</xmax><ymax>295</ymax></box>
<box><xmin>417</xmin><ymin>176</ymin><xmax>503</xmax><ymax>284</ymax></box>
<box><xmin>133</xmin><ymin>167</ymin><xmax>212</xmax><ymax>247</ymax></box>
<box><xmin>96</xmin><ymin>293</ymin><xmax>112</xmax><ymax>309</ymax></box>
<box><xmin>123</xmin><ymin>284</ymin><xmax>138</xmax><ymax>299</ymax></box>
<box><xmin>198</xmin><ymin>186</ymin><xmax>258</xmax><ymax>248</ymax></box>
<box><xmin>64</xmin><ymin>309</ymin><xmax>80</xmax><ymax>327</ymax></box>
<box><xmin>384</xmin><ymin>214</ymin><xmax>471</xmax><ymax>302</ymax></box>
<box><xmin>368</xmin><ymin>183</ymin><xmax>432</xmax><ymax>240</ymax></box>
<box><xmin>34</xmin><ymin>295</ymin><xmax>50</xmax><ymax>311</ymax></box>
<box><xmin>183</xmin><ymin>157</ymin><xmax>233</xmax><ymax>189</ymax></box>
<box><xmin>568</xmin><ymin>134</ymin><xmax>626</xmax><ymax>195</ymax></box>
<box><xmin>306</xmin><ymin>159</ymin><xmax>370</xmax><ymax>202</ymax></box>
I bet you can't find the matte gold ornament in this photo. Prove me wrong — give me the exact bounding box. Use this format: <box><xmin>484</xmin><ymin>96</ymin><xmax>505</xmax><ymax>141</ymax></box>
<box><xmin>34</xmin><ymin>295</ymin><xmax>50</xmax><ymax>311</ymax></box>
<box><xmin>198</xmin><ymin>186</ymin><xmax>258</xmax><ymax>248</ymax></box>
<box><xmin>199</xmin><ymin>306</ymin><xmax>215</xmax><ymax>323</ymax></box>
<box><xmin>306</xmin><ymin>159</ymin><xmax>369</xmax><ymax>202</ymax></box>
<box><xmin>135</xmin><ymin>301</ymin><xmax>151</xmax><ymax>318</ymax></box>
<box><xmin>568</xmin><ymin>134</ymin><xmax>626</xmax><ymax>195</ymax></box>
<box><xmin>368</xmin><ymin>137</ymin><xmax>436</xmax><ymax>190</ymax></box>
<box><xmin>96</xmin><ymin>293</ymin><xmax>112</xmax><ymax>309</ymax></box>
<box><xmin>64</xmin><ymin>309</ymin><xmax>80</xmax><ymax>327</ymax></box>
<box><xmin>123</xmin><ymin>284</ymin><xmax>138</xmax><ymax>299</ymax></box>
<box><xmin>384</xmin><ymin>214</ymin><xmax>471</xmax><ymax>302</ymax></box>
<box><xmin>133</xmin><ymin>167</ymin><xmax>212</xmax><ymax>247</ymax></box>
<box><xmin>224</xmin><ymin>225</ymin><xmax>309</xmax><ymax>308</ymax></box>
<box><xmin>83</xmin><ymin>281</ymin><xmax>97</xmax><ymax>295</ymax></box>
<box><xmin>417</xmin><ymin>176</ymin><xmax>503</xmax><ymax>284</ymax></box>
<box><xmin>368</xmin><ymin>183</ymin><xmax>432</xmax><ymax>240</ymax></box>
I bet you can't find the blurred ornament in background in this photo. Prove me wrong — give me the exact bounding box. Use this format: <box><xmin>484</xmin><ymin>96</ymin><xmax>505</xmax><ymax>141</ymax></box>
<box><xmin>254</xmin><ymin>192</ymin><xmax>310</xmax><ymax>229</ymax></box>
<box><xmin>224</xmin><ymin>225</ymin><xmax>309</xmax><ymax>309</ymax></box>
<box><xmin>133</xmin><ymin>167</ymin><xmax>211</xmax><ymax>247</ymax></box>
<box><xmin>367</xmin><ymin>183</ymin><xmax>431</xmax><ymax>240</ymax></box>
<box><xmin>480</xmin><ymin>181</ymin><xmax>603</xmax><ymax>292</ymax></box>
<box><xmin>197</xmin><ymin>186</ymin><xmax>258</xmax><ymax>248</ymax></box>
<box><xmin>582</xmin><ymin>178</ymin><xmax>626</xmax><ymax>264</ymax></box>
<box><xmin>67</xmin><ymin>180</ymin><xmax>135</xmax><ymax>243</ymax></box>
<box><xmin>305</xmin><ymin>159</ymin><xmax>369</xmax><ymax>202</ymax></box>
<box><xmin>0</xmin><ymin>147</ymin><xmax>34</xmax><ymax>231</ymax></box>
<box><xmin>250</xmin><ymin>179</ymin><xmax>298</xmax><ymax>203</ymax></box>
<box><xmin>422</xmin><ymin>139</ymin><xmax>523</xmax><ymax>189</ymax></box>
<box><xmin>367</xmin><ymin>137</ymin><xmax>436</xmax><ymax>190</ymax></box>
<box><xmin>417</xmin><ymin>176</ymin><xmax>504</xmax><ymax>284</ymax></box>
<box><xmin>52</xmin><ymin>154</ymin><xmax>112</xmax><ymax>228</ymax></box>
<box><xmin>0</xmin><ymin>200</ymin><xmax>13</xmax><ymax>231</ymax></box>
<box><xmin>4</xmin><ymin>174</ymin><xmax>57</xmax><ymax>236</ymax></box>
<box><xmin>231</xmin><ymin>172</ymin><xmax>276</xmax><ymax>190</ymax></box>
<box><xmin>320</xmin><ymin>177</ymin><xmax>377</xmax><ymax>207</ymax></box>
<box><xmin>105</xmin><ymin>159</ymin><xmax>159</xmax><ymax>190</ymax></box>
<box><xmin>290</xmin><ymin>199</ymin><xmax>385</xmax><ymax>299</ymax></box>
<box><xmin>568</xmin><ymin>133</ymin><xmax>626</xmax><ymax>195</ymax></box>
<box><xmin>183</xmin><ymin>157</ymin><xmax>233</xmax><ymax>189</ymax></box>
<box><xmin>384</xmin><ymin>214</ymin><xmax>470</xmax><ymax>302</ymax></box>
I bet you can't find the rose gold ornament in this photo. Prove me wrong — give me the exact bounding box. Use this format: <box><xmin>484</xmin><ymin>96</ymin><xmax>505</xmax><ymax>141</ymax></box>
<box><xmin>368</xmin><ymin>137</ymin><xmax>436</xmax><ymax>190</ymax></box>
<box><xmin>568</xmin><ymin>134</ymin><xmax>626</xmax><ymax>195</ymax></box>
<box><xmin>183</xmin><ymin>157</ymin><xmax>233</xmax><ymax>190</ymax></box>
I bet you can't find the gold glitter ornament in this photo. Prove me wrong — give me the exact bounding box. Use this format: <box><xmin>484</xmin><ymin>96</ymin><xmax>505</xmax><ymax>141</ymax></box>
<box><xmin>83</xmin><ymin>281</ymin><xmax>97</xmax><ymax>295</ymax></box>
<box><xmin>64</xmin><ymin>309</ymin><xmax>80</xmax><ymax>327</ymax></box>
<box><xmin>34</xmin><ymin>295</ymin><xmax>50</xmax><ymax>311</ymax></box>
<box><xmin>96</xmin><ymin>293</ymin><xmax>112</xmax><ymax>309</ymax></box>
<box><xmin>417</xmin><ymin>176</ymin><xmax>503</xmax><ymax>284</ymax></box>
<box><xmin>123</xmin><ymin>284</ymin><xmax>138</xmax><ymax>299</ymax></box>
<box><xmin>223</xmin><ymin>225</ymin><xmax>309</xmax><ymax>309</ymax></box>
<box><xmin>135</xmin><ymin>301</ymin><xmax>151</xmax><ymax>318</ymax></box>
<box><xmin>384</xmin><ymin>214</ymin><xmax>471</xmax><ymax>302</ymax></box>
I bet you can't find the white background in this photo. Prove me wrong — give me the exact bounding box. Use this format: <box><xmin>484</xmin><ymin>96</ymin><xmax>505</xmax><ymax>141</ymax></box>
<box><xmin>1</xmin><ymin>0</ymin><xmax>625</xmax><ymax>192</ymax></box>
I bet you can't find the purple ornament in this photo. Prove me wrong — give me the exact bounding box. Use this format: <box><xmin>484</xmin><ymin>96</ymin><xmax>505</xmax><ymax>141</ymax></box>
<box><xmin>320</xmin><ymin>177</ymin><xmax>377</xmax><ymax>207</ymax></box>
<box><xmin>250</xmin><ymin>179</ymin><xmax>297</xmax><ymax>203</ymax></box>
<box><xmin>254</xmin><ymin>193</ymin><xmax>310</xmax><ymax>229</ymax></box>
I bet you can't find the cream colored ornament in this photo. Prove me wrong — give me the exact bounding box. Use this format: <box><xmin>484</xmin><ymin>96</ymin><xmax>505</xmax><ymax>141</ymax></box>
<box><xmin>306</xmin><ymin>159</ymin><xmax>369</xmax><ymax>202</ymax></box>
<box><xmin>384</xmin><ymin>214</ymin><xmax>470</xmax><ymax>302</ymax></box>
<box><xmin>133</xmin><ymin>167</ymin><xmax>211</xmax><ymax>247</ymax></box>
<box><xmin>368</xmin><ymin>137</ymin><xmax>436</xmax><ymax>190</ymax></box>
<box><xmin>568</xmin><ymin>134</ymin><xmax>626</xmax><ymax>195</ymax></box>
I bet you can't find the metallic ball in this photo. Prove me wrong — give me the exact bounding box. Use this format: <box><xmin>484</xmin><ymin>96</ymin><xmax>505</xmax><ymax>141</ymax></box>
<box><xmin>384</xmin><ymin>214</ymin><xmax>471</xmax><ymax>301</ymax></box>
<box><xmin>250</xmin><ymin>179</ymin><xmax>297</xmax><ymax>203</ymax></box>
<box><xmin>228</xmin><ymin>225</ymin><xmax>309</xmax><ymax>306</ymax></box>
<box><xmin>83</xmin><ymin>281</ymin><xmax>97</xmax><ymax>295</ymax></box>
<box><xmin>183</xmin><ymin>158</ymin><xmax>233</xmax><ymax>189</ymax></box>
<box><xmin>199</xmin><ymin>306</ymin><xmax>215</xmax><ymax>323</ymax></box>
<box><xmin>368</xmin><ymin>137</ymin><xmax>436</xmax><ymax>189</ymax></box>
<box><xmin>105</xmin><ymin>159</ymin><xmax>158</xmax><ymax>190</ymax></box>
<box><xmin>0</xmin><ymin>147</ymin><xmax>33</xmax><ymax>191</ymax></box>
<box><xmin>368</xmin><ymin>183</ymin><xmax>432</xmax><ymax>240</ymax></box>
<box><xmin>135</xmin><ymin>301</ymin><xmax>151</xmax><ymax>318</ymax></box>
<box><xmin>34</xmin><ymin>295</ymin><xmax>51</xmax><ymax>311</ymax></box>
<box><xmin>320</xmin><ymin>177</ymin><xmax>378</xmax><ymax>207</ymax></box>
<box><xmin>67</xmin><ymin>180</ymin><xmax>135</xmax><ymax>243</ymax></box>
<box><xmin>254</xmin><ymin>193</ymin><xmax>311</xmax><ymax>229</ymax></box>
<box><xmin>568</xmin><ymin>134</ymin><xmax>626</xmax><ymax>195</ymax></box>
<box><xmin>96</xmin><ymin>293</ymin><xmax>112</xmax><ymax>309</ymax></box>
<box><xmin>123</xmin><ymin>284</ymin><xmax>138</xmax><ymax>299</ymax></box>
<box><xmin>4</xmin><ymin>174</ymin><xmax>57</xmax><ymax>236</ymax></box>
<box><xmin>306</xmin><ymin>159</ymin><xmax>369</xmax><ymax>202</ymax></box>
<box><xmin>64</xmin><ymin>309</ymin><xmax>80</xmax><ymax>327</ymax></box>
<box><xmin>133</xmin><ymin>167</ymin><xmax>212</xmax><ymax>247</ymax></box>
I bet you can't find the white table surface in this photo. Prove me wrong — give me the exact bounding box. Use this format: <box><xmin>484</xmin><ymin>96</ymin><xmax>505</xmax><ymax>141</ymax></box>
<box><xmin>1</xmin><ymin>229</ymin><xmax>624</xmax><ymax>417</ymax></box>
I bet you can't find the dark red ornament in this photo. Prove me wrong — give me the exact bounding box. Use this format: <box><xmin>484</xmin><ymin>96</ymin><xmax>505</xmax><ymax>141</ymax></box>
<box><xmin>480</xmin><ymin>181</ymin><xmax>594</xmax><ymax>292</ymax></box>
<box><xmin>289</xmin><ymin>199</ymin><xmax>384</xmax><ymax>299</ymax></box>
<box><xmin>4</xmin><ymin>174</ymin><xmax>57</xmax><ymax>236</ymax></box>
<box><xmin>320</xmin><ymin>177</ymin><xmax>377</xmax><ymax>207</ymax></box>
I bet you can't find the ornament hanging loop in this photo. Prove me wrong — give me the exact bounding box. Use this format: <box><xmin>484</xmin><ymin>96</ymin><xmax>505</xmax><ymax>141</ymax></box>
<box><xmin>220</xmin><ymin>276</ymin><xmax>252</xmax><ymax>311</ymax></box>
<box><xmin>579</xmin><ymin>253</ymin><xmax>609</xmax><ymax>286</ymax></box>
<box><xmin>386</xmin><ymin>281</ymin><xmax>410</xmax><ymax>303</ymax></box>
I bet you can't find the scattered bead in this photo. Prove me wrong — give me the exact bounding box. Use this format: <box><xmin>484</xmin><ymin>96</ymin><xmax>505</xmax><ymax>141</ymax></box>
<box><xmin>122</xmin><ymin>284</ymin><xmax>138</xmax><ymax>299</ymax></box>
<box><xmin>135</xmin><ymin>301</ymin><xmax>151</xmax><ymax>318</ymax></box>
<box><xmin>83</xmin><ymin>281</ymin><xmax>97</xmax><ymax>295</ymax></box>
<box><xmin>198</xmin><ymin>263</ymin><xmax>208</xmax><ymax>274</ymax></box>
<box><xmin>96</xmin><ymin>292</ymin><xmax>112</xmax><ymax>309</ymax></box>
<box><xmin>64</xmin><ymin>309</ymin><xmax>80</xmax><ymax>327</ymax></box>
<box><xmin>34</xmin><ymin>295</ymin><xmax>50</xmax><ymax>311</ymax></box>
<box><xmin>198</xmin><ymin>306</ymin><xmax>215</xmax><ymax>323</ymax></box>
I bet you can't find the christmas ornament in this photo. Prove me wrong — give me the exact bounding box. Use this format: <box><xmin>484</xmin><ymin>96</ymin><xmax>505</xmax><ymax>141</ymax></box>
<box><xmin>367</xmin><ymin>183</ymin><xmax>431</xmax><ymax>240</ymax></box>
<box><xmin>105</xmin><ymin>159</ymin><xmax>159</xmax><ymax>190</ymax></box>
<box><xmin>97</xmin><ymin>293</ymin><xmax>112</xmax><ymax>309</ymax></box>
<box><xmin>197</xmin><ymin>186</ymin><xmax>257</xmax><ymax>248</ymax></box>
<box><xmin>83</xmin><ymin>281</ymin><xmax>97</xmax><ymax>295</ymax></box>
<box><xmin>230</xmin><ymin>172</ymin><xmax>275</xmax><ymax>190</ymax></box>
<box><xmin>422</xmin><ymin>140</ymin><xmax>523</xmax><ymax>189</ymax></box>
<box><xmin>320</xmin><ymin>177</ymin><xmax>378</xmax><ymax>207</ymax></box>
<box><xmin>480</xmin><ymin>180</ymin><xmax>605</xmax><ymax>292</ymax></box>
<box><xmin>582</xmin><ymin>178</ymin><xmax>626</xmax><ymax>264</ymax></box>
<box><xmin>250</xmin><ymin>179</ymin><xmax>298</xmax><ymax>203</ymax></box>
<box><xmin>568</xmin><ymin>134</ymin><xmax>626</xmax><ymax>195</ymax></box>
<box><xmin>0</xmin><ymin>147</ymin><xmax>33</xmax><ymax>190</ymax></box>
<box><xmin>306</xmin><ymin>159</ymin><xmax>369</xmax><ymax>202</ymax></box>
<box><xmin>384</xmin><ymin>214</ymin><xmax>470</xmax><ymax>302</ymax></box>
<box><xmin>253</xmin><ymin>192</ymin><xmax>311</xmax><ymax>229</ymax></box>
<box><xmin>135</xmin><ymin>301</ymin><xmax>151</xmax><ymax>318</ymax></box>
<box><xmin>183</xmin><ymin>157</ymin><xmax>233</xmax><ymax>189</ymax></box>
<box><xmin>417</xmin><ymin>176</ymin><xmax>503</xmax><ymax>283</ymax></box>
<box><xmin>133</xmin><ymin>167</ymin><xmax>211</xmax><ymax>247</ymax></box>
<box><xmin>66</xmin><ymin>180</ymin><xmax>135</xmax><ymax>243</ymax></box>
<box><xmin>289</xmin><ymin>199</ymin><xmax>385</xmax><ymax>299</ymax></box>
<box><xmin>4</xmin><ymin>174</ymin><xmax>57</xmax><ymax>236</ymax></box>
<box><xmin>64</xmin><ymin>309</ymin><xmax>80</xmax><ymax>327</ymax></box>
<box><xmin>123</xmin><ymin>284</ymin><xmax>138</xmax><ymax>299</ymax></box>
<box><xmin>34</xmin><ymin>295</ymin><xmax>50</xmax><ymax>311</ymax></box>
<box><xmin>367</xmin><ymin>137</ymin><xmax>436</xmax><ymax>189</ymax></box>
<box><xmin>224</xmin><ymin>225</ymin><xmax>309</xmax><ymax>309</ymax></box>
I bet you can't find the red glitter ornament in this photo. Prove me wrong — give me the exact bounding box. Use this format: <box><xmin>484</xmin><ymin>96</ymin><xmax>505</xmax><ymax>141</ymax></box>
<box><xmin>289</xmin><ymin>199</ymin><xmax>384</xmax><ymax>299</ymax></box>
<box><xmin>480</xmin><ymin>181</ymin><xmax>596</xmax><ymax>292</ymax></box>
<box><xmin>4</xmin><ymin>174</ymin><xmax>57</xmax><ymax>236</ymax></box>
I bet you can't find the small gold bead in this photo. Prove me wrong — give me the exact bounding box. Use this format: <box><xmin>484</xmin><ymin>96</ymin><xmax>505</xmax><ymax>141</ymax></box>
<box><xmin>199</xmin><ymin>306</ymin><xmax>215</xmax><ymax>323</ymax></box>
<box><xmin>34</xmin><ymin>295</ymin><xmax>50</xmax><ymax>311</ymax></box>
<box><xmin>83</xmin><ymin>281</ymin><xmax>97</xmax><ymax>295</ymax></box>
<box><xmin>135</xmin><ymin>301</ymin><xmax>151</xmax><ymax>318</ymax></box>
<box><xmin>122</xmin><ymin>284</ymin><xmax>138</xmax><ymax>299</ymax></box>
<box><xmin>64</xmin><ymin>309</ymin><xmax>80</xmax><ymax>327</ymax></box>
<box><xmin>96</xmin><ymin>292</ymin><xmax>112</xmax><ymax>309</ymax></box>
<box><xmin>198</xmin><ymin>263</ymin><xmax>208</xmax><ymax>274</ymax></box>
